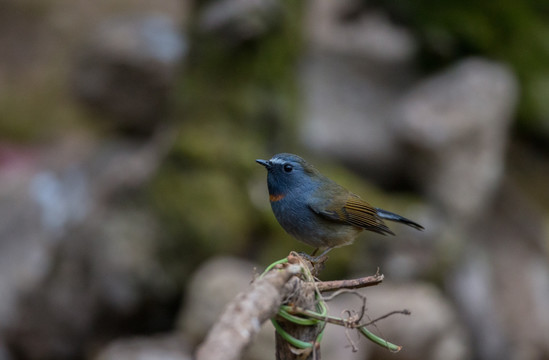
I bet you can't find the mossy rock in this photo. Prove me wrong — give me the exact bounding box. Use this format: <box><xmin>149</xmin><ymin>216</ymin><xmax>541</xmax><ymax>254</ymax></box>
<box><xmin>371</xmin><ymin>0</ymin><xmax>549</xmax><ymax>135</ymax></box>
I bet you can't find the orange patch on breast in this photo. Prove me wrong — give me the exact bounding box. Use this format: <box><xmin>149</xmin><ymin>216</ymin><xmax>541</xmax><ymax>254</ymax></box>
<box><xmin>269</xmin><ymin>194</ymin><xmax>285</xmax><ymax>202</ymax></box>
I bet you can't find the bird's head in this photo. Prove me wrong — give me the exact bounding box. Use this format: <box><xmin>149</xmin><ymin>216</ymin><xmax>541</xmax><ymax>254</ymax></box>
<box><xmin>256</xmin><ymin>153</ymin><xmax>321</xmax><ymax>197</ymax></box>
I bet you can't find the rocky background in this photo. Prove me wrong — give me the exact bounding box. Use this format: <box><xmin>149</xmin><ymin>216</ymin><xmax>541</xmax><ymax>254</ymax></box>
<box><xmin>1</xmin><ymin>0</ymin><xmax>549</xmax><ymax>359</ymax></box>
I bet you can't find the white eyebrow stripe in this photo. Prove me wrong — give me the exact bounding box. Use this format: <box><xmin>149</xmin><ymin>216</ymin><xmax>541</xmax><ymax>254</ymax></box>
<box><xmin>269</xmin><ymin>157</ymin><xmax>286</xmax><ymax>165</ymax></box>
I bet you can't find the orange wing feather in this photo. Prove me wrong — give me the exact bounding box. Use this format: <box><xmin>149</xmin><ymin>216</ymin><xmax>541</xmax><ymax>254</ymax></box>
<box><xmin>340</xmin><ymin>196</ymin><xmax>394</xmax><ymax>235</ymax></box>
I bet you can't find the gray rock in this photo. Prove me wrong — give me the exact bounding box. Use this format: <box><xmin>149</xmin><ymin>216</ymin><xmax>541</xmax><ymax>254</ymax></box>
<box><xmin>73</xmin><ymin>15</ymin><xmax>186</xmax><ymax>133</ymax></box>
<box><xmin>300</xmin><ymin>0</ymin><xmax>418</xmax><ymax>179</ymax></box>
<box><xmin>361</xmin><ymin>282</ymin><xmax>470</xmax><ymax>360</ymax></box>
<box><xmin>301</xmin><ymin>7</ymin><xmax>518</xmax><ymax>219</ymax></box>
<box><xmin>393</xmin><ymin>58</ymin><xmax>518</xmax><ymax>220</ymax></box>
<box><xmin>300</xmin><ymin>52</ymin><xmax>407</xmax><ymax>176</ymax></box>
<box><xmin>0</xmin><ymin>147</ymin><xmax>60</xmax><ymax>331</ymax></box>
<box><xmin>450</xmin><ymin>185</ymin><xmax>549</xmax><ymax>360</ymax></box>
<box><xmin>0</xmin><ymin>137</ymin><xmax>175</xmax><ymax>360</ymax></box>
<box><xmin>3</xmin><ymin>206</ymin><xmax>170</xmax><ymax>360</ymax></box>
<box><xmin>0</xmin><ymin>152</ymin><xmax>98</xmax><ymax>359</ymax></box>
<box><xmin>305</xmin><ymin>0</ymin><xmax>417</xmax><ymax>62</ymax></box>
<box><xmin>198</xmin><ymin>0</ymin><xmax>282</xmax><ymax>43</ymax></box>
<box><xmin>178</xmin><ymin>256</ymin><xmax>258</xmax><ymax>344</ymax></box>
<box><xmin>179</xmin><ymin>256</ymin><xmax>280</xmax><ymax>360</ymax></box>
<box><xmin>96</xmin><ymin>334</ymin><xmax>192</xmax><ymax>360</ymax></box>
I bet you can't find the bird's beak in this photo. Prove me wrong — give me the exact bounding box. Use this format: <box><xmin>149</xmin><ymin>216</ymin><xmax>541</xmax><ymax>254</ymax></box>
<box><xmin>256</xmin><ymin>159</ymin><xmax>271</xmax><ymax>169</ymax></box>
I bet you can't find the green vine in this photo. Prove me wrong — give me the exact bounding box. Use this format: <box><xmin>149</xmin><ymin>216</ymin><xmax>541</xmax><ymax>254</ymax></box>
<box><xmin>261</xmin><ymin>256</ymin><xmax>403</xmax><ymax>353</ymax></box>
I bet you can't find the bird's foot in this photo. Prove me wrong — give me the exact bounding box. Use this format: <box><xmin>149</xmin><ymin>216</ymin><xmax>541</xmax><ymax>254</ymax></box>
<box><xmin>290</xmin><ymin>251</ymin><xmax>328</xmax><ymax>280</ymax></box>
<box><xmin>290</xmin><ymin>251</ymin><xmax>329</xmax><ymax>276</ymax></box>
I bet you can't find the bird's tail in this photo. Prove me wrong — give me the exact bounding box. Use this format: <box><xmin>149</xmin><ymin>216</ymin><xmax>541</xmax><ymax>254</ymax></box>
<box><xmin>375</xmin><ymin>208</ymin><xmax>424</xmax><ymax>231</ymax></box>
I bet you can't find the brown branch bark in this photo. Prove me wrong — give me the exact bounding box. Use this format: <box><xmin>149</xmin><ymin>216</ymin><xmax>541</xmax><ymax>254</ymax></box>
<box><xmin>196</xmin><ymin>262</ymin><xmax>302</xmax><ymax>360</ymax></box>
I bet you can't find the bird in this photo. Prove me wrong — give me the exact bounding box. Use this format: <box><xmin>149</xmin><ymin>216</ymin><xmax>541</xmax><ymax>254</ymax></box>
<box><xmin>256</xmin><ymin>153</ymin><xmax>423</xmax><ymax>259</ymax></box>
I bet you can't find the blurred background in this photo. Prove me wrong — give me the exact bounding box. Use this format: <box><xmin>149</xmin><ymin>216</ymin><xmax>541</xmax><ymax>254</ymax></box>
<box><xmin>1</xmin><ymin>0</ymin><xmax>549</xmax><ymax>359</ymax></box>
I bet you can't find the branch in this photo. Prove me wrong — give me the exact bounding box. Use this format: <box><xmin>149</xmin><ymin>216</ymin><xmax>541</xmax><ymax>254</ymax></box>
<box><xmin>196</xmin><ymin>262</ymin><xmax>302</xmax><ymax>360</ymax></box>
<box><xmin>196</xmin><ymin>254</ymin><xmax>402</xmax><ymax>359</ymax></box>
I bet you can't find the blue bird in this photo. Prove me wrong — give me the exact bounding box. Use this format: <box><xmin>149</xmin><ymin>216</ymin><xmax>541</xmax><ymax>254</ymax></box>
<box><xmin>256</xmin><ymin>153</ymin><xmax>423</xmax><ymax>259</ymax></box>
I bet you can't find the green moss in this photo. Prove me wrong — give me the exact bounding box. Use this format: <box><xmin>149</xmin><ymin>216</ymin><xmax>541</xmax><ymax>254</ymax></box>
<box><xmin>173</xmin><ymin>0</ymin><xmax>304</xmax><ymax>148</ymax></box>
<box><xmin>0</xmin><ymin>76</ymin><xmax>90</xmax><ymax>142</ymax></box>
<box><xmin>170</xmin><ymin>120</ymin><xmax>264</xmax><ymax>176</ymax></box>
<box><xmin>149</xmin><ymin>167</ymin><xmax>255</xmax><ymax>279</ymax></box>
<box><xmin>152</xmin><ymin>168</ymin><xmax>252</xmax><ymax>247</ymax></box>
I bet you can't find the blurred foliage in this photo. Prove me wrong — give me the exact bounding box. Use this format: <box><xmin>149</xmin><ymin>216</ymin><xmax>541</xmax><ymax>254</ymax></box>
<box><xmin>0</xmin><ymin>75</ymin><xmax>88</xmax><ymax>141</ymax></box>
<box><xmin>148</xmin><ymin>0</ymin><xmax>305</xmax><ymax>280</ymax></box>
<box><xmin>508</xmin><ymin>139</ymin><xmax>549</xmax><ymax>211</ymax></box>
<box><xmin>151</xmin><ymin>167</ymin><xmax>253</xmax><ymax>251</ymax></box>
<box><xmin>368</xmin><ymin>0</ymin><xmax>549</xmax><ymax>134</ymax></box>
<box><xmin>0</xmin><ymin>0</ymin><xmax>93</xmax><ymax>142</ymax></box>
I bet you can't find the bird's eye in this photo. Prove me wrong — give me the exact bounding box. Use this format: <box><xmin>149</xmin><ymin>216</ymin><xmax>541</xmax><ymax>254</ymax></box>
<box><xmin>283</xmin><ymin>164</ymin><xmax>293</xmax><ymax>173</ymax></box>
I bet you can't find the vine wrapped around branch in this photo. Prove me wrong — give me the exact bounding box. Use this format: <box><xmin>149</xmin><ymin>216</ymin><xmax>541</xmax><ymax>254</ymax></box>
<box><xmin>196</xmin><ymin>253</ymin><xmax>410</xmax><ymax>360</ymax></box>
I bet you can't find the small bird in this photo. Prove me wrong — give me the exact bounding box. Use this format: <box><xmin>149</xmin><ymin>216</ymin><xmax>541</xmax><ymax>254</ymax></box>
<box><xmin>256</xmin><ymin>153</ymin><xmax>423</xmax><ymax>259</ymax></box>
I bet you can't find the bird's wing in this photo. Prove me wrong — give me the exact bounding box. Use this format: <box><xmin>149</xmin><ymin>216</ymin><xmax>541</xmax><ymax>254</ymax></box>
<box><xmin>308</xmin><ymin>194</ymin><xmax>395</xmax><ymax>235</ymax></box>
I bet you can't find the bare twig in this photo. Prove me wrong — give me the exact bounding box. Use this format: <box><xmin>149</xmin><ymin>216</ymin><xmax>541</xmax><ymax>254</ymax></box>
<box><xmin>315</xmin><ymin>273</ymin><xmax>384</xmax><ymax>292</ymax></box>
<box><xmin>344</xmin><ymin>327</ymin><xmax>359</xmax><ymax>352</ymax></box>
<box><xmin>359</xmin><ymin>310</ymin><xmax>411</xmax><ymax>327</ymax></box>
<box><xmin>321</xmin><ymin>288</ymin><xmax>366</xmax><ymax>302</ymax></box>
